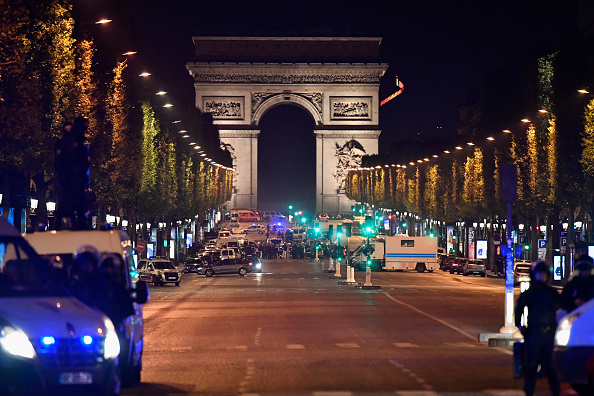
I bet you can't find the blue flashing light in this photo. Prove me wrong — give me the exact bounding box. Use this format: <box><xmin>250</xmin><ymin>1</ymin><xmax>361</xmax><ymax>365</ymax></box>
<box><xmin>41</xmin><ymin>336</ymin><xmax>56</xmax><ymax>346</ymax></box>
<box><xmin>82</xmin><ymin>335</ymin><xmax>93</xmax><ymax>345</ymax></box>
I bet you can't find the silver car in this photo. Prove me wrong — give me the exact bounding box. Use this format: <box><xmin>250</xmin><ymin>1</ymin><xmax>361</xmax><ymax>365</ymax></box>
<box><xmin>462</xmin><ymin>259</ymin><xmax>486</xmax><ymax>277</ymax></box>
<box><xmin>138</xmin><ymin>259</ymin><xmax>181</xmax><ymax>286</ymax></box>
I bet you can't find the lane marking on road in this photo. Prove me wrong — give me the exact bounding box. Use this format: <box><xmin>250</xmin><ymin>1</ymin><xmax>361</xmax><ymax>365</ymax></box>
<box><xmin>382</xmin><ymin>292</ymin><xmax>513</xmax><ymax>356</ymax></box>
<box><xmin>170</xmin><ymin>346</ymin><xmax>192</xmax><ymax>352</ymax></box>
<box><xmin>254</xmin><ymin>327</ymin><xmax>262</xmax><ymax>346</ymax></box>
<box><xmin>394</xmin><ymin>392</ymin><xmax>438</xmax><ymax>395</ymax></box>
<box><xmin>238</xmin><ymin>358</ymin><xmax>256</xmax><ymax>394</ymax></box>
<box><xmin>285</xmin><ymin>344</ymin><xmax>306</xmax><ymax>350</ymax></box>
<box><xmin>227</xmin><ymin>345</ymin><xmax>248</xmax><ymax>351</ymax></box>
<box><xmin>444</xmin><ymin>342</ymin><xmax>477</xmax><ymax>348</ymax></box>
<box><xmin>313</xmin><ymin>392</ymin><xmax>352</xmax><ymax>396</ymax></box>
<box><xmin>335</xmin><ymin>343</ymin><xmax>360</xmax><ymax>349</ymax></box>
<box><xmin>390</xmin><ymin>359</ymin><xmax>434</xmax><ymax>392</ymax></box>
<box><xmin>393</xmin><ymin>342</ymin><xmax>419</xmax><ymax>348</ymax></box>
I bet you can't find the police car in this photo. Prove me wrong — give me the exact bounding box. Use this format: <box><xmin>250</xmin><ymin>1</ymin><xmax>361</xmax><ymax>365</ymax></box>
<box><xmin>137</xmin><ymin>258</ymin><xmax>181</xmax><ymax>286</ymax></box>
<box><xmin>554</xmin><ymin>298</ymin><xmax>594</xmax><ymax>395</ymax></box>
<box><xmin>0</xmin><ymin>219</ymin><xmax>121</xmax><ymax>395</ymax></box>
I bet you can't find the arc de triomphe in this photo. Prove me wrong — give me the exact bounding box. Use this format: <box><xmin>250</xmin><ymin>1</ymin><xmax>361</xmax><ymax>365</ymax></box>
<box><xmin>186</xmin><ymin>36</ymin><xmax>388</xmax><ymax>214</ymax></box>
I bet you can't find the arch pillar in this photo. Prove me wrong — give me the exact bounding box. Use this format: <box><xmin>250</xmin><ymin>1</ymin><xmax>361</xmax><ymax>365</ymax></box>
<box><xmin>315</xmin><ymin>129</ymin><xmax>381</xmax><ymax>214</ymax></box>
<box><xmin>219</xmin><ymin>129</ymin><xmax>260</xmax><ymax>208</ymax></box>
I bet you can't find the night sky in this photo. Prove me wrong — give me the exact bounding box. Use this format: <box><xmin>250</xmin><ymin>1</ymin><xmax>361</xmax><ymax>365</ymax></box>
<box><xmin>77</xmin><ymin>0</ymin><xmax>582</xmax><ymax>213</ymax></box>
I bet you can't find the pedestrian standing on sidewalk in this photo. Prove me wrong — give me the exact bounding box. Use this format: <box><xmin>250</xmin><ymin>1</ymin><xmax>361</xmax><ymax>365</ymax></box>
<box><xmin>514</xmin><ymin>260</ymin><xmax>561</xmax><ymax>396</ymax></box>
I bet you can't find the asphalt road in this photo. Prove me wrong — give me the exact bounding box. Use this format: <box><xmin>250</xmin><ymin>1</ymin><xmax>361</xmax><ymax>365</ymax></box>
<box><xmin>123</xmin><ymin>258</ymin><xmax>574</xmax><ymax>396</ymax></box>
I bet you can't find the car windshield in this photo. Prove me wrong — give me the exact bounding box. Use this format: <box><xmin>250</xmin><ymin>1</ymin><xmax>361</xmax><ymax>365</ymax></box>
<box><xmin>0</xmin><ymin>237</ymin><xmax>67</xmax><ymax>297</ymax></box>
<box><xmin>154</xmin><ymin>261</ymin><xmax>175</xmax><ymax>270</ymax></box>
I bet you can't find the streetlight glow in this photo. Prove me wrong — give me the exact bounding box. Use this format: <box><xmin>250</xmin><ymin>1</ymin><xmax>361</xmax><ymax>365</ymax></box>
<box><xmin>455</xmin><ymin>146</ymin><xmax>463</xmax><ymax>150</ymax></box>
<box><xmin>487</xmin><ymin>136</ymin><xmax>495</xmax><ymax>141</ymax></box>
<box><xmin>96</xmin><ymin>19</ymin><xmax>112</xmax><ymax>24</ymax></box>
<box><xmin>156</xmin><ymin>91</ymin><xmax>167</xmax><ymax>95</ymax></box>
<box><xmin>409</xmin><ymin>162</ymin><xmax>415</xmax><ymax>165</ymax></box>
<box><xmin>122</xmin><ymin>51</ymin><xmax>137</xmax><ymax>56</ymax></box>
<box><xmin>521</xmin><ymin>118</ymin><xmax>530</xmax><ymax>123</ymax></box>
<box><xmin>139</xmin><ymin>72</ymin><xmax>151</xmax><ymax>77</ymax></box>
<box><xmin>182</xmin><ymin>134</ymin><xmax>190</xmax><ymax>138</ymax></box>
<box><xmin>163</xmin><ymin>103</ymin><xmax>173</xmax><ymax>108</ymax></box>
<box><xmin>444</xmin><ymin>150</ymin><xmax>450</xmax><ymax>154</ymax></box>
<box><xmin>178</xmin><ymin>130</ymin><xmax>187</xmax><ymax>133</ymax></box>
<box><xmin>538</xmin><ymin>109</ymin><xmax>548</xmax><ymax>113</ymax></box>
<box><xmin>503</xmin><ymin>129</ymin><xmax>512</xmax><ymax>133</ymax></box>
<box><xmin>432</xmin><ymin>154</ymin><xmax>438</xmax><ymax>158</ymax></box>
<box><xmin>578</xmin><ymin>89</ymin><xmax>590</xmax><ymax>94</ymax></box>
<box><xmin>467</xmin><ymin>142</ymin><xmax>475</xmax><ymax>146</ymax></box>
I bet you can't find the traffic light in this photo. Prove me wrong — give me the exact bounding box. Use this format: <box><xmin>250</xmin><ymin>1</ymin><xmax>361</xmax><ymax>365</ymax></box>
<box><xmin>315</xmin><ymin>227</ymin><xmax>320</xmax><ymax>234</ymax></box>
<box><xmin>400</xmin><ymin>221</ymin><xmax>407</xmax><ymax>228</ymax></box>
<box><xmin>524</xmin><ymin>244</ymin><xmax>530</xmax><ymax>250</ymax></box>
<box><xmin>366</xmin><ymin>226</ymin><xmax>372</xmax><ymax>234</ymax></box>
<box><xmin>429</xmin><ymin>230</ymin><xmax>435</xmax><ymax>237</ymax></box>
<box><xmin>367</xmin><ymin>258</ymin><xmax>372</xmax><ymax>266</ymax></box>
<box><xmin>288</xmin><ymin>205</ymin><xmax>293</xmax><ymax>210</ymax></box>
<box><xmin>352</xmin><ymin>206</ymin><xmax>356</xmax><ymax>212</ymax></box>
<box><xmin>452</xmin><ymin>234</ymin><xmax>457</xmax><ymax>240</ymax></box>
<box><xmin>301</xmin><ymin>217</ymin><xmax>306</xmax><ymax>223</ymax></box>
<box><xmin>388</xmin><ymin>214</ymin><xmax>392</xmax><ymax>220</ymax></box>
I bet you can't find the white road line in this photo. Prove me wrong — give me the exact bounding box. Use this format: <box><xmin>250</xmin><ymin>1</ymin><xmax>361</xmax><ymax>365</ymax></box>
<box><xmin>313</xmin><ymin>392</ymin><xmax>353</xmax><ymax>396</ymax></box>
<box><xmin>254</xmin><ymin>327</ymin><xmax>262</xmax><ymax>346</ymax></box>
<box><xmin>390</xmin><ymin>359</ymin><xmax>434</xmax><ymax>392</ymax></box>
<box><xmin>444</xmin><ymin>342</ymin><xmax>477</xmax><ymax>348</ymax></box>
<box><xmin>335</xmin><ymin>343</ymin><xmax>360</xmax><ymax>349</ymax></box>
<box><xmin>382</xmin><ymin>292</ymin><xmax>513</xmax><ymax>356</ymax></box>
<box><xmin>227</xmin><ymin>345</ymin><xmax>248</xmax><ymax>351</ymax></box>
<box><xmin>238</xmin><ymin>358</ymin><xmax>256</xmax><ymax>394</ymax></box>
<box><xmin>285</xmin><ymin>344</ymin><xmax>306</xmax><ymax>350</ymax></box>
<box><xmin>393</xmin><ymin>342</ymin><xmax>419</xmax><ymax>348</ymax></box>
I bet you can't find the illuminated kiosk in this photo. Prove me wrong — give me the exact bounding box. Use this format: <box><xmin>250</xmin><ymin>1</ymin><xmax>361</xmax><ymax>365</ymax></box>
<box><xmin>187</xmin><ymin>37</ymin><xmax>387</xmax><ymax>214</ymax></box>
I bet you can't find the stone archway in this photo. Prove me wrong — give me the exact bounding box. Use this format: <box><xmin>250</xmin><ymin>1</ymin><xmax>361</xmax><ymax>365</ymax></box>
<box><xmin>186</xmin><ymin>36</ymin><xmax>388</xmax><ymax>214</ymax></box>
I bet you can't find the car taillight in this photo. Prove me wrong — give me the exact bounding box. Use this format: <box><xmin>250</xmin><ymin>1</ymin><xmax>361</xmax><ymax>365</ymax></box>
<box><xmin>482</xmin><ymin>266</ymin><xmax>486</xmax><ymax>269</ymax></box>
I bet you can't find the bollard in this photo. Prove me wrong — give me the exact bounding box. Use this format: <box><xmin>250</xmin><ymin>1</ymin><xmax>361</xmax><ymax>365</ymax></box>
<box><xmin>364</xmin><ymin>266</ymin><xmax>372</xmax><ymax>286</ymax></box>
<box><xmin>350</xmin><ymin>267</ymin><xmax>355</xmax><ymax>282</ymax></box>
<box><xmin>328</xmin><ymin>257</ymin><xmax>335</xmax><ymax>271</ymax></box>
<box><xmin>334</xmin><ymin>259</ymin><xmax>342</xmax><ymax>277</ymax></box>
<box><xmin>346</xmin><ymin>264</ymin><xmax>352</xmax><ymax>282</ymax></box>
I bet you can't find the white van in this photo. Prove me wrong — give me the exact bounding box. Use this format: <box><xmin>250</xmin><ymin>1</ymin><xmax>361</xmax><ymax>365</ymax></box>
<box><xmin>24</xmin><ymin>230</ymin><xmax>149</xmax><ymax>387</ymax></box>
<box><xmin>0</xmin><ymin>219</ymin><xmax>121</xmax><ymax>395</ymax></box>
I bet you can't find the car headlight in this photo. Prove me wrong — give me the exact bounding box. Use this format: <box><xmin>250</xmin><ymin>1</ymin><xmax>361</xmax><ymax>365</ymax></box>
<box><xmin>555</xmin><ymin>313</ymin><xmax>580</xmax><ymax>347</ymax></box>
<box><xmin>0</xmin><ymin>326</ymin><xmax>35</xmax><ymax>359</ymax></box>
<box><xmin>103</xmin><ymin>318</ymin><xmax>120</xmax><ymax>360</ymax></box>
<box><xmin>255</xmin><ymin>262</ymin><xmax>261</xmax><ymax>269</ymax></box>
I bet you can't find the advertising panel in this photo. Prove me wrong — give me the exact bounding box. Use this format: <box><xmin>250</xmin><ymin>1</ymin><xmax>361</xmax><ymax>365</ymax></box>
<box><xmin>476</xmin><ymin>240</ymin><xmax>488</xmax><ymax>259</ymax></box>
<box><xmin>447</xmin><ymin>226</ymin><xmax>454</xmax><ymax>254</ymax></box>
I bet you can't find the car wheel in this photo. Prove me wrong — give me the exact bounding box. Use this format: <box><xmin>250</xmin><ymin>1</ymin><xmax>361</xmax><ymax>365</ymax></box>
<box><xmin>175</xmin><ymin>282</ymin><xmax>180</xmax><ymax>286</ymax></box>
<box><xmin>205</xmin><ymin>269</ymin><xmax>214</xmax><ymax>277</ymax></box>
<box><xmin>463</xmin><ymin>272</ymin><xmax>468</xmax><ymax>276</ymax></box>
<box><xmin>481</xmin><ymin>273</ymin><xmax>486</xmax><ymax>277</ymax></box>
<box><xmin>415</xmin><ymin>263</ymin><xmax>426</xmax><ymax>273</ymax></box>
<box><xmin>238</xmin><ymin>267</ymin><xmax>248</xmax><ymax>276</ymax></box>
<box><xmin>450</xmin><ymin>270</ymin><xmax>454</xmax><ymax>274</ymax></box>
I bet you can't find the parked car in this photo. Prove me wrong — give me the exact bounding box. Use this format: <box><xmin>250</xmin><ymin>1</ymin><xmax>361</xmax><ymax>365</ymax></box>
<box><xmin>183</xmin><ymin>257</ymin><xmax>204</xmax><ymax>273</ymax></box>
<box><xmin>450</xmin><ymin>257</ymin><xmax>468</xmax><ymax>274</ymax></box>
<box><xmin>462</xmin><ymin>259</ymin><xmax>487</xmax><ymax>277</ymax></box>
<box><xmin>514</xmin><ymin>260</ymin><xmax>532</xmax><ymax>286</ymax></box>
<box><xmin>554</xmin><ymin>298</ymin><xmax>594</xmax><ymax>395</ymax></box>
<box><xmin>228</xmin><ymin>220</ymin><xmax>240</xmax><ymax>229</ymax></box>
<box><xmin>318</xmin><ymin>213</ymin><xmax>329</xmax><ymax>221</ymax></box>
<box><xmin>1</xmin><ymin>219</ymin><xmax>125</xmax><ymax>395</ymax></box>
<box><xmin>242</xmin><ymin>224</ymin><xmax>265</xmax><ymax>234</ymax></box>
<box><xmin>440</xmin><ymin>255</ymin><xmax>456</xmax><ymax>271</ymax></box>
<box><xmin>199</xmin><ymin>257</ymin><xmax>253</xmax><ymax>277</ymax></box>
<box><xmin>138</xmin><ymin>258</ymin><xmax>181</xmax><ymax>286</ymax></box>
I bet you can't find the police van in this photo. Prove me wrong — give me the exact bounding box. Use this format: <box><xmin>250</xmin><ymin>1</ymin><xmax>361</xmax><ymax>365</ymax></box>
<box><xmin>24</xmin><ymin>229</ymin><xmax>149</xmax><ymax>388</ymax></box>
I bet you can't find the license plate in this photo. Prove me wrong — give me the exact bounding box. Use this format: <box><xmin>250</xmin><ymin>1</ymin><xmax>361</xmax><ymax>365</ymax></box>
<box><xmin>167</xmin><ymin>277</ymin><xmax>176</xmax><ymax>280</ymax></box>
<box><xmin>59</xmin><ymin>372</ymin><xmax>93</xmax><ymax>385</ymax></box>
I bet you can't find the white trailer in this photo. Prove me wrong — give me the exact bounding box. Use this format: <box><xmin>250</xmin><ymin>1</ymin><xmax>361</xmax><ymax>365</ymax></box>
<box><xmin>384</xmin><ymin>236</ymin><xmax>438</xmax><ymax>272</ymax></box>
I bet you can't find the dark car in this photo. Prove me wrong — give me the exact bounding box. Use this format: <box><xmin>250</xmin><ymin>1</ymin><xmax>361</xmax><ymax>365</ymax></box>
<box><xmin>200</xmin><ymin>257</ymin><xmax>253</xmax><ymax>277</ymax></box>
<box><xmin>440</xmin><ymin>255</ymin><xmax>456</xmax><ymax>271</ymax></box>
<box><xmin>250</xmin><ymin>256</ymin><xmax>263</xmax><ymax>273</ymax></box>
<box><xmin>183</xmin><ymin>257</ymin><xmax>204</xmax><ymax>274</ymax></box>
<box><xmin>450</xmin><ymin>257</ymin><xmax>468</xmax><ymax>274</ymax></box>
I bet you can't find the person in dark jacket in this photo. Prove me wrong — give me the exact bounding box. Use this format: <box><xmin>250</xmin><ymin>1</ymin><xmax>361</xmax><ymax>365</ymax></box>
<box><xmin>514</xmin><ymin>260</ymin><xmax>561</xmax><ymax>396</ymax></box>
<box><xmin>560</xmin><ymin>254</ymin><xmax>594</xmax><ymax>313</ymax></box>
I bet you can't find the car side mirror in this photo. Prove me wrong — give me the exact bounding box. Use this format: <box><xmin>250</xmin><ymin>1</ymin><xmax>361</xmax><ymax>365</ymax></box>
<box><xmin>132</xmin><ymin>280</ymin><xmax>149</xmax><ymax>304</ymax></box>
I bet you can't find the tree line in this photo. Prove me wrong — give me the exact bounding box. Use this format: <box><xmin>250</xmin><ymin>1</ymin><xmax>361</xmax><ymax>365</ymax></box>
<box><xmin>0</xmin><ymin>0</ymin><xmax>233</xmax><ymax>233</ymax></box>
